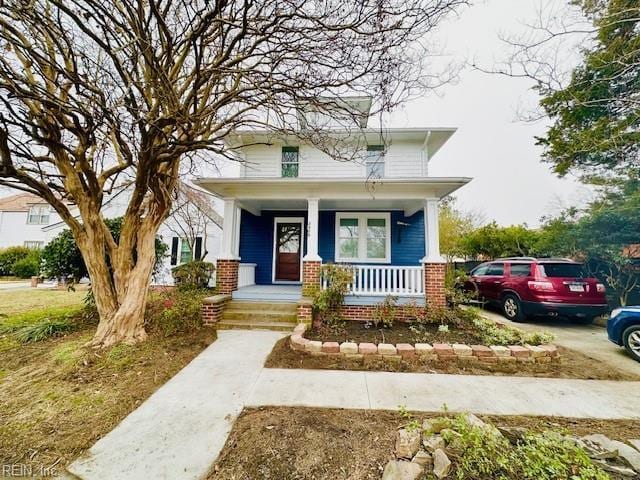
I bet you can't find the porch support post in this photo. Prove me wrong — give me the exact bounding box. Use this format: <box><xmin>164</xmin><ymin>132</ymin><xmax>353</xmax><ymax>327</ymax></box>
<box><xmin>217</xmin><ymin>197</ymin><xmax>240</xmax><ymax>295</ymax></box>
<box><xmin>421</xmin><ymin>198</ymin><xmax>446</xmax><ymax>308</ymax></box>
<box><xmin>302</xmin><ymin>197</ymin><xmax>322</xmax><ymax>298</ymax></box>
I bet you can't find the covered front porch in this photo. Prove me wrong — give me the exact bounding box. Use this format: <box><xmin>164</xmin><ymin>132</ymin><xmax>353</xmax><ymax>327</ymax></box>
<box><xmin>196</xmin><ymin>177</ymin><xmax>470</xmax><ymax>306</ymax></box>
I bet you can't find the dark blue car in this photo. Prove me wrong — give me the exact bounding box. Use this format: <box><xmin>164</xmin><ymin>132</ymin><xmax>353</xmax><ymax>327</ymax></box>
<box><xmin>607</xmin><ymin>306</ymin><xmax>640</xmax><ymax>362</ymax></box>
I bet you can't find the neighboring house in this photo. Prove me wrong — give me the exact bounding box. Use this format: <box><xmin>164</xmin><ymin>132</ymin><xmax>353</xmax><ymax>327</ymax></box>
<box><xmin>197</xmin><ymin>96</ymin><xmax>471</xmax><ymax>326</ymax></box>
<box><xmin>0</xmin><ymin>184</ymin><xmax>222</xmax><ymax>285</ymax></box>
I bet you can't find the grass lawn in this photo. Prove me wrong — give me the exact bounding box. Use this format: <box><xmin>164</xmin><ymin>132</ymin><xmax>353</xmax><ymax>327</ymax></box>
<box><xmin>0</xmin><ymin>288</ymin><xmax>216</xmax><ymax>473</ymax></box>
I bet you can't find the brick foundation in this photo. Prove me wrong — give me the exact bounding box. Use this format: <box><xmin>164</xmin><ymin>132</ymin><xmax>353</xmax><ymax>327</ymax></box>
<box><xmin>302</xmin><ymin>260</ymin><xmax>321</xmax><ymax>296</ymax></box>
<box><xmin>216</xmin><ymin>259</ymin><xmax>239</xmax><ymax>295</ymax></box>
<box><xmin>202</xmin><ymin>294</ymin><xmax>231</xmax><ymax>325</ymax></box>
<box><xmin>336</xmin><ymin>304</ymin><xmax>425</xmax><ymax>323</ymax></box>
<box><xmin>424</xmin><ymin>262</ymin><xmax>446</xmax><ymax>308</ymax></box>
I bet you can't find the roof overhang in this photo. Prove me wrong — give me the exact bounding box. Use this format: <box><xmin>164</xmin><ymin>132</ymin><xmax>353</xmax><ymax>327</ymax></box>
<box><xmin>195</xmin><ymin>177</ymin><xmax>471</xmax><ymax>217</ymax></box>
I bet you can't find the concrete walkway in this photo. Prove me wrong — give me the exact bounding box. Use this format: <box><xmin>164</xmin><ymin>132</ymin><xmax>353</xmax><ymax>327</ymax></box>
<box><xmin>68</xmin><ymin>330</ymin><xmax>640</xmax><ymax>480</ymax></box>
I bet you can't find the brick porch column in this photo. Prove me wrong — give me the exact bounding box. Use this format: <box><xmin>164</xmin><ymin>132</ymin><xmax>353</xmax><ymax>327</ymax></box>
<box><xmin>302</xmin><ymin>260</ymin><xmax>321</xmax><ymax>296</ymax></box>
<box><xmin>421</xmin><ymin>197</ymin><xmax>447</xmax><ymax>308</ymax></box>
<box><xmin>302</xmin><ymin>197</ymin><xmax>322</xmax><ymax>297</ymax></box>
<box><xmin>216</xmin><ymin>259</ymin><xmax>239</xmax><ymax>295</ymax></box>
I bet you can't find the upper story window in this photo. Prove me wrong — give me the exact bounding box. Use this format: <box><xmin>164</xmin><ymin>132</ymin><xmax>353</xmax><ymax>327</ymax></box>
<box><xmin>27</xmin><ymin>205</ymin><xmax>50</xmax><ymax>225</ymax></box>
<box><xmin>24</xmin><ymin>241</ymin><xmax>44</xmax><ymax>249</ymax></box>
<box><xmin>366</xmin><ymin>145</ymin><xmax>385</xmax><ymax>178</ymax></box>
<box><xmin>281</xmin><ymin>146</ymin><xmax>299</xmax><ymax>177</ymax></box>
<box><xmin>335</xmin><ymin>212</ymin><xmax>390</xmax><ymax>263</ymax></box>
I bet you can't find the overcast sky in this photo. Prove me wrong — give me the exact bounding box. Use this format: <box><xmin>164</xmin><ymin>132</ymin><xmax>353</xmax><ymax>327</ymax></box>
<box><xmin>387</xmin><ymin>0</ymin><xmax>592</xmax><ymax>227</ymax></box>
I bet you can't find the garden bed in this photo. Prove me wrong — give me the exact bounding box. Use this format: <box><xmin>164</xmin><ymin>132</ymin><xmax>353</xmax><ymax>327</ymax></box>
<box><xmin>211</xmin><ymin>407</ymin><xmax>640</xmax><ymax>480</ymax></box>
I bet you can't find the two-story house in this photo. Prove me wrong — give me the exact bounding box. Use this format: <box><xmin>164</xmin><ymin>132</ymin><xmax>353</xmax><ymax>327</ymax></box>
<box><xmin>197</xmin><ymin>97</ymin><xmax>471</xmax><ymax>328</ymax></box>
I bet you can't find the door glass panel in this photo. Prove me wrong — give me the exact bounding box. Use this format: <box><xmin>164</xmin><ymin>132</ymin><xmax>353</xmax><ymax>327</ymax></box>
<box><xmin>278</xmin><ymin>224</ymin><xmax>300</xmax><ymax>253</ymax></box>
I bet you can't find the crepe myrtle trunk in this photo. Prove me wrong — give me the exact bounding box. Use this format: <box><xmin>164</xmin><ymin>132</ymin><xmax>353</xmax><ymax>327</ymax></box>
<box><xmin>74</xmin><ymin>210</ymin><xmax>164</xmax><ymax>348</ymax></box>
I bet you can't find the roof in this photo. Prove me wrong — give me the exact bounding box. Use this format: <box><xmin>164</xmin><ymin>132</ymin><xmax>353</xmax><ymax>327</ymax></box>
<box><xmin>0</xmin><ymin>193</ymin><xmax>45</xmax><ymax>212</ymax></box>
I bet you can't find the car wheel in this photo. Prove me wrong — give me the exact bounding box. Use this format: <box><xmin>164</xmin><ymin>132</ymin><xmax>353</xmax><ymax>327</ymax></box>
<box><xmin>502</xmin><ymin>294</ymin><xmax>525</xmax><ymax>322</ymax></box>
<box><xmin>622</xmin><ymin>325</ymin><xmax>640</xmax><ymax>362</ymax></box>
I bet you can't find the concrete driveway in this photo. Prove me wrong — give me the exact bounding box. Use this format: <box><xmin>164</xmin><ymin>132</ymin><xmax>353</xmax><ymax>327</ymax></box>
<box><xmin>482</xmin><ymin>308</ymin><xmax>640</xmax><ymax>377</ymax></box>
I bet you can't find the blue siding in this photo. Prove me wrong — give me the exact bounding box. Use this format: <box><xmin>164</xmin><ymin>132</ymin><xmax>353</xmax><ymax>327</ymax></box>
<box><xmin>239</xmin><ymin>209</ymin><xmax>424</xmax><ymax>284</ymax></box>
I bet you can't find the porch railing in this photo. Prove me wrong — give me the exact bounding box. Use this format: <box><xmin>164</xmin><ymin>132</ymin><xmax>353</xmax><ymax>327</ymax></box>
<box><xmin>238</xmin><ymin>263</ymin><xmax>256</xmax><ymax>288</ymax></box>
<box><xmin>322</xmin><ymin>265</ymin><xmax>424</xmax><ymax>296</ymax></box>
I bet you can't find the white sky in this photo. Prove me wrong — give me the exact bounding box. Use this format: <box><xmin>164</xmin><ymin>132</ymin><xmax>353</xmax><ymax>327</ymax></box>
<box><xmin>387</xmin><ymin>0</ymin><xmax>593</xmax><ymax>227</ymax></box>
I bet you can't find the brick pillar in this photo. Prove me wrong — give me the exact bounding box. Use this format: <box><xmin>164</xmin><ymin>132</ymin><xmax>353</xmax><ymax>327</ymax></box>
<box><xmin>302</xmin><ymin>260</ymin><xmax>321</xmax><ymax>297</ymax></box>
<box><xmin>202</xmin><ymin>294</ymin><xmax>231</xmax><ymax>325</ymax></box>
<box><xmin>424</xmin><ymin>262</ymin><xmax>446</xmax><ymax>308</ymax></box>
<box><xmin>297</xmin><ymin>298</ymin><xmax>314</xmax><ymax>326</ymax></box>
<box><xmin>216</xmin><ymin>259</ymin><xmax>239</xmax><ymax>295</ymax></box>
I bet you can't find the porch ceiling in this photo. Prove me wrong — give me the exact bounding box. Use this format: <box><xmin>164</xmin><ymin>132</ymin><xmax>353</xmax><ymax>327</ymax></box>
<box><xmin>195</xmin><ymin>177</ymin><xmax>471</xmax><ymax>216</ymax></box>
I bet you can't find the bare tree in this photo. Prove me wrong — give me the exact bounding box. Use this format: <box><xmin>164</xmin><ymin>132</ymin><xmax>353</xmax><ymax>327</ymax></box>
<box><xmin>0</xmin><ymin>0</ymin><xmax>467</xmax><ymax>347</ymax></box>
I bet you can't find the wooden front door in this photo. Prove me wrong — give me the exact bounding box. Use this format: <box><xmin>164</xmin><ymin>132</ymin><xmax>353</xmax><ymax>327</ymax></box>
<box><xmin>275</xmin><ymin>221</ymin><xmax>302</xmax><ymax>281</ymax></box>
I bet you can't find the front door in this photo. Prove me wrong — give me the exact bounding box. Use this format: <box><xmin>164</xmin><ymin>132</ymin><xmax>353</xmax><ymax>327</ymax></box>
<box><xmin>274</xmin><ymin>221</ymin><xmax>302</xmax><ymax>281</ymax></box>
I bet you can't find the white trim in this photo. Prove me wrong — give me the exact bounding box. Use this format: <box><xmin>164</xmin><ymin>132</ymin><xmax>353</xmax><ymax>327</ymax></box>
<box><xmin>334</xmin><ymin>212</ymin><xmax>391</xmax><ymax>264</ymax></box>
<box><xmin>303</xmin><ymin>198</ymin><xmax>322</xmax><ymax>262</ymax></box>
<box><xmin>272</xmin><ymin>216</ymin><xmax>305</xmax><ymax>283</ymax></box>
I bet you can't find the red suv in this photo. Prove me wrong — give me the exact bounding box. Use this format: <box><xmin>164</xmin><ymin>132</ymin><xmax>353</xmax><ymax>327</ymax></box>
<box><xmin>466</xmin><ymin>257</ymin><xmax>609</xmax><ymax>324</ymax></box>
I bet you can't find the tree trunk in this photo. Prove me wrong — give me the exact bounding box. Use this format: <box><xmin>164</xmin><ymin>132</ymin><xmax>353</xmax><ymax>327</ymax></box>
<box><xmin>75</xmin><ymin>215</ymin><xmax>160</xmax><ymax>348</ymax></box>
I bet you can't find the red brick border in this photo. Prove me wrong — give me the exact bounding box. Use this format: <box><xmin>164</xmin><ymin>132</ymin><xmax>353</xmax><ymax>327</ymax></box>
<box><xmin>289</xmin><ymin>323</ymin><xmax>560</xmax><ymax>364</ymax></box>
<box><xmin>202</xmin><ymin>294</ymin><xmax>231</xmax><ymax>325</ymax></box>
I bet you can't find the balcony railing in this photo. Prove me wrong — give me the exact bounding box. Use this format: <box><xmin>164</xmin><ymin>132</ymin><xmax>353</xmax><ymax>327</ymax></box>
<box><xmin>322</xmin><ymin>264</ymin><xmax>424</xmax><ymax>296</ymax></box>
<box><xmin>238</xmin><ymin>263</ymin><xmax>257</xmax><ymax>288</ymax></box>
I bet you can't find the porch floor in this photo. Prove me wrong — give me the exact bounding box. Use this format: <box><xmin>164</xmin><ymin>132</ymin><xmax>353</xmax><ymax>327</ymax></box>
<box><xmin>232</xmin><ymin>284</ymin><xmax>302</xmax><ymax>302</ymax></box>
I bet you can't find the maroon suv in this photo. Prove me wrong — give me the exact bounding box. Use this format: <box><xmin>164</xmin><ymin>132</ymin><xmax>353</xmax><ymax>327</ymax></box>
<box><xmin>466</xmin><ymin>257</ymin><xmax>609</xmax><ymax>324</ymax></box>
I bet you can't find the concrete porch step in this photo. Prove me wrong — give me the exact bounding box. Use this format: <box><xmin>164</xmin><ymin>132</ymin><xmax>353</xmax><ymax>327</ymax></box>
<box><xmin>216</xmin><ymin>320</ymin><xmax>296</xmax><ymax>332</ymax></box>
<box><xmin>221</xmin><ymin>310</ymin><xmax>298</xmax><ymax>323</ymax></box>
<box><xmin>225</xmin><ymin>301</ymin><xmax>298</xmax><ymax>313</ymax></box>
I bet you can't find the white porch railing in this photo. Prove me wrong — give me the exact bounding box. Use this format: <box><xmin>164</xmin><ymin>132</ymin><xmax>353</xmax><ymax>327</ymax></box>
<box><xmin>322</xmin><ymin>265</ymin><xmax>424</xmax><ymax>296</ymax></box>
<box><xmin>238</xmin><ymin>263</ymin><xmax>256</xmax><ymax>288</ymax></box>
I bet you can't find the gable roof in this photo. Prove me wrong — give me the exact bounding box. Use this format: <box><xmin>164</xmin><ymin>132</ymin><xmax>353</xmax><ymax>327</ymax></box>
<box><xmin>0</xmin><ymin>193</ymin><xmax>45</xmax><ymax>212</ymax></box>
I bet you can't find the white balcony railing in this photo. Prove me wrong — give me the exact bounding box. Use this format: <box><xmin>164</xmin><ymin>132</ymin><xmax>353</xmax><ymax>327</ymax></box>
<box><xmin>238</xmin><ymin>263</ymin><xmax>257</xmax><ymax>288</ymax></box>
<box><xmin>322</xmin><ymin>265</ymin><xmax>424</xmax><ymax>296</ymax></box>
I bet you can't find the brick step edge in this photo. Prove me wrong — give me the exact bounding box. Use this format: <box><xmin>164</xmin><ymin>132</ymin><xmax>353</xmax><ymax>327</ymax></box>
<box><xmin>288</xmin><ymin>323</ymin><xmax>560</xmax><ymax>363</ymax></box>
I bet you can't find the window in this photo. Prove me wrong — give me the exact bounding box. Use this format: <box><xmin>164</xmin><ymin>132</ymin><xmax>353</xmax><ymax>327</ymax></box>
<box><xmin>365</xmin><ymin>145</ymin><xmax>385</xmax><ymax>178</ymax></box>
<box><xmin>538</xmin><ymin>263</ymin><xmax>585</xmax><ymax>278</ymax></box>
<box><xmin>471</xmin><ymin>265</ymin><xmax>489</xmax><ymax>276</ymax></box>
<box><xmin>179</xmin><ymin>238</ymin><xmax>193</xmax><ymax>264</ymax></box>
<box><xmin>27</xmin><ymin>205</ymin><xmax>50</xmax><ymax>225</ymax></box>
<box><xmin>24</xmin><ymin>241</ymin><xmax>43</xmax><ymax>249</ymax></box>
<box><xmin>281</xmin><ymin>146</ymin><xmax>299</xmax><ymax>177</ymax></box>
<box><xmin>335</xmin><ymin>212</ymin><xmax>390</xmax><ymax>263</ymax></box>
<box><xmin>510</xmin><ymin>263</ymin><xmax>531</xmax><ymax>277</ymax></box>
<box><xmin>486</xmin><ymin>263</ymin><xmax>505</xmax><ymax>276</ymax></box>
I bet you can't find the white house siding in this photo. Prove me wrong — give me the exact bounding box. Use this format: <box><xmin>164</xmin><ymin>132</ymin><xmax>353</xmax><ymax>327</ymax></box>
<box><xmin>0</xmin><ymin>210</ymin><xmax>62</xmax><ymax>249</ymax></box>
<box><xmin>240</xmin><ymin>138</ymin><xmax>427</xmax><ymax>178</ymax></box>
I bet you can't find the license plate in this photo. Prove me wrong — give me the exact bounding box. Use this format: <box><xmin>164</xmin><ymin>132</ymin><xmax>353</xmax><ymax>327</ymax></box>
<box><xmin>569</xmin><ymin>284</ymin><xmax>585</xmax><ymax>292</ymax></box>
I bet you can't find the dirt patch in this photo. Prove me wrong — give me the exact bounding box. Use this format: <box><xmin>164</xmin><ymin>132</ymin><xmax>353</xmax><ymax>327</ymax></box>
<box><xmin>265</xmin><ymin>337</ymin><xmax>640</xmax><ymax>380</ymax></box>
<box><xmin>211</xmin><ymin>407</ymin><xmax>640</xmax><ymax>480</ymax></box>
<box><xmin>305</xmin><ymin>321</ymin><xmax>484</xmax><ymax>345</ymax></box>
<box><xmin>0</xmin><ymin>325</ymin><xmax>217</xmax><ymax>472</ymax></box>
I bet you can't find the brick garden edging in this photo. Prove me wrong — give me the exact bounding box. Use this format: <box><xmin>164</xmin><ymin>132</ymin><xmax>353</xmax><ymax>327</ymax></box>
<box><xmin>289</xmin><ymin>323</ymin><xmax>560</xmax><ymax>365</ymax></box>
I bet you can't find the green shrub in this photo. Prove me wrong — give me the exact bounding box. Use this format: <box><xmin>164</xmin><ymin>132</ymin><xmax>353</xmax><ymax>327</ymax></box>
<box><xmin>371</xmin><ymin>295</ymin><xmax>397</xmax><ymax>328</ymax></box>
<box><xmin>145</xmin><ymin>288</ymin><xmax>209</xmax><ymax>336</ymax></box>
<box><xmin>446</xmin><ymin>267</ymin><xmax>479</xmax><ymax>307</ymax></box>
<box><xmin>469</xmin><ymin>312</ymin><xmax>555</xmax><ymax>346</ymax></box>
<box><xmin>0</xmin><ymin>246</ymin><xmax>31</xmax><ymax>276</ymax></box>
<box><xmin>171</xmin><ymin>261</ymin><xmax>215</xmax><ymax>289</ymax></box>
<box><xmin>312</xmin><ymin>263</ymin><xmax>353</xmax><ymax>325</ymax></box>
<box><xmin>11</xmin><ymin>249</ymin><xmax>41</xmax><ymax>278</ymax></box>
<box><xmin>12</xmin><ymin>317</ymin><xmax>76</xmax><ymax>343</ymax></box>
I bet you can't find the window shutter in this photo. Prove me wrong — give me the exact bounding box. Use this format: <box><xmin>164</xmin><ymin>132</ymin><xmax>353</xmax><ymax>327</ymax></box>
<box><xmin>170</xmin><ymin>237</ymin><xmax>179</xmax><ymax>265</ymax></box>
<box><xmin>194</xmin><ymin>237</ymin><xmax>203</xmax><ymax>261</ymax></box>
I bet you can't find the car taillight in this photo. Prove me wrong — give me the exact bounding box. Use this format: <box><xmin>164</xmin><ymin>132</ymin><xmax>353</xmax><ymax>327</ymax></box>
<box><xmin>527</xmin><ymin>281</ymin><xmax>555</xmax><ymax>292</ymax></box>
<box><xmin>596</xmin><ymin>283</ymin><xmax>606</xmax><ymax>293</ymax></box>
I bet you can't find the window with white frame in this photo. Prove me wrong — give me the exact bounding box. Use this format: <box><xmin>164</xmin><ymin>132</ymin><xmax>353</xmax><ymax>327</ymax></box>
<box><xmin>27</xmin><ymin>205</ymin><xmax>50</xmax><ymax>225</ymax></box>
<box><xmin>335</xmin><ymin>212</ymin><xmax>390</xmax><ymax>263</ymax></box>
<box><xmin>365</xmin><ymin>145</ymin><xmax>385</xmax><ymax>178</ymax></box>
<box><xmin>24</xmin><ymin>241</ymin><xmax>44</xmax><ymax>249</ymax></box>
<box><xmin>281</xmin><ymin>146</ymin><xmax>299</xmax><ymax>177</ymax></box>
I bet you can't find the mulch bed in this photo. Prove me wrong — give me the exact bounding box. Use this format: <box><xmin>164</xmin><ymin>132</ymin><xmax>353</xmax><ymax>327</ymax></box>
<box><xmin>210</xmin><ymin>406</ymin><xmax>640</xmax><ymax>480</ymax></box>
<box><xmin>305</xmin><ymin>321</ymin><xmax>484</xmax><ymax>345</ymax></box>
<box><xmin>265</xmin><ymin>337</ymin><xmax>640</xmax><ymax>380</ymax></box>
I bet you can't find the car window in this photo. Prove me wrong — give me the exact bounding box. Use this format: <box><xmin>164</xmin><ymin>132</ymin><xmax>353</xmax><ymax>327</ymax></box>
<box><xmin>538</xmin><ymin>263</ymin><xmax>586</xmax><ymax>278</ymax></box>
<box><xmin>510</xmin><ymin>263</ymin><xmax>531</xmax><ymax>277</ymax></box>
<box><xmin>471</xmin><ymin>265</ymin><xmax>489</xmax><ymax>276</ymax></box>
<box><xmin>486</xmin><ymin>263</ymin><xmax>504</xmax><ymax>276</ymax></box>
